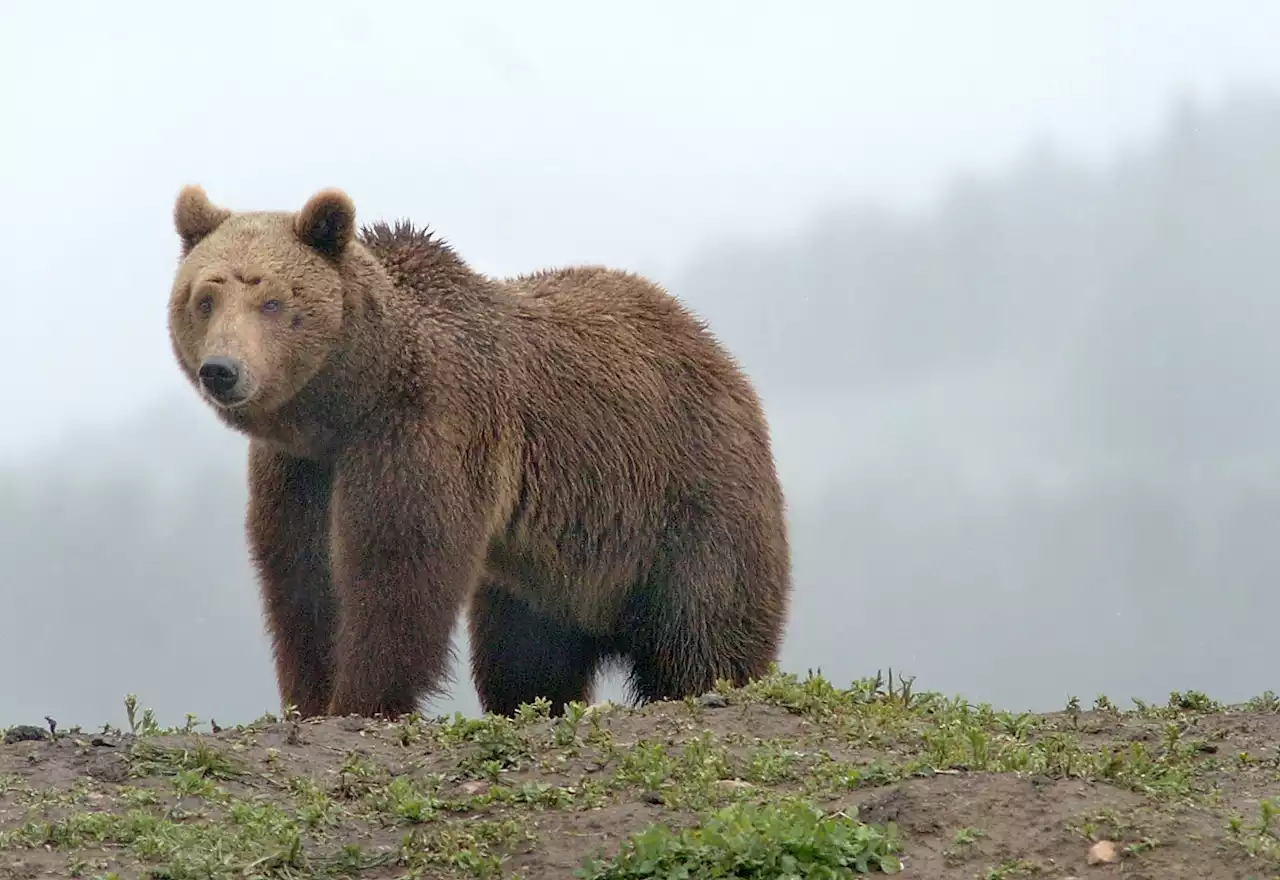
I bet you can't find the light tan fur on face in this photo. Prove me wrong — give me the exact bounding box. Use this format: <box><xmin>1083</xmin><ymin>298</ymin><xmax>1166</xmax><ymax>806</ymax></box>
<box><xmin>168</xmin><ymin>188</ymin><xmax>350</xmax><ymax>418</ymax></box>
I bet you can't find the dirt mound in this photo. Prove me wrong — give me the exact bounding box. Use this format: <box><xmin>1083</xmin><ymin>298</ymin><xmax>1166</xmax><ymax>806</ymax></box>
<box><xmin>2</xmin><ymin>672</ymin><xmax>1279</xmax><ymax>878</ymax></box>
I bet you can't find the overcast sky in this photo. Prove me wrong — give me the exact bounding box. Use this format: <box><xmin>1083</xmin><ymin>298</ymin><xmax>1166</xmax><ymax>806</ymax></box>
<box><xmin>4</xmin><ymin>1</ymin><xmax>1280</xmax><ymax>457</ymax></box>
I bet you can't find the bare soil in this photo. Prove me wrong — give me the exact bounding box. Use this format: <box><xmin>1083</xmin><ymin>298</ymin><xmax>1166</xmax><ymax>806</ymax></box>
<box><xmin>3</xmin><ymin>673</ymin><xmax>1280</xmax><ymax>878</ymax></box>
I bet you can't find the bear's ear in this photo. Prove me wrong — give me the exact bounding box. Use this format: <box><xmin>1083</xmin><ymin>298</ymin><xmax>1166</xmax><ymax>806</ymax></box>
<box><xmin>174</xmin><ymin>185</ymin><xmax>230</xmax><ymax>255</ymax></box>
<box><xmin>295</xmin><ymin>188</ymin><xmax>356</xmax><ymax>257</ymax></box>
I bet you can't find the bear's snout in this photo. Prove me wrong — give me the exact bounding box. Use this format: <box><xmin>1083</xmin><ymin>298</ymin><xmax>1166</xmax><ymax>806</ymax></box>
<box><xmin>197</xmin><ymin>356</ymin><xmax>246</xmax><ymax>404</ymax></box>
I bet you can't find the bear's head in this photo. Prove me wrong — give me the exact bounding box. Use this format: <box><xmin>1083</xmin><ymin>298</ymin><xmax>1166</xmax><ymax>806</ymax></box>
<box><xmin>167</xmin><ymin>185</ymin><xmax>357</xmax><ymax>416</ymax></box>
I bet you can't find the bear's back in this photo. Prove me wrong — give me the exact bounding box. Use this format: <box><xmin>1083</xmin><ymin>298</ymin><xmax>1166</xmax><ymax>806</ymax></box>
<box><xmin>499</xmin><ymin>266</ymin><xmax>776</xmax><ymax>523</ymax></box>
<box><xmin>502</xmin><ymin>265</ymin><xmax>765</xmax><ymax>452</ymax></box>
<box><xmin>486</xmin><ymin>264</ymin><xmax>785</xmax><ymax>628</ymax></box>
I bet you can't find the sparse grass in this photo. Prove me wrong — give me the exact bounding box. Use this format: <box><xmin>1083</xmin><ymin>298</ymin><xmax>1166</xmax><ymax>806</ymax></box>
<box><xmin>1226</xmin><ymin>797</ymin><xmax>1280</xmax><ymax>864</ymax></box>
<box><xmin>574</xmin><ymin>797</ymin><xmax>903</xmax><ymax>878</ymax></box>
<box><xmin>3</xmin><ymin>671</ymin><xmax>1280</xmax><ymax>878</ymax></box>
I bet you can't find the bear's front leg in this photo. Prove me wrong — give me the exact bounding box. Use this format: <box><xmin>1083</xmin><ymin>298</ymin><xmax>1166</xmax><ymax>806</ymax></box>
<box><xmin>246</xmin><ymin>442</ymin><xmax>338</xmax><ymax>718</ymax></box>
<box><xmin>325</xmin><ymin>436</ymin><xmax>488</xmax><ymax>718</ymax></box>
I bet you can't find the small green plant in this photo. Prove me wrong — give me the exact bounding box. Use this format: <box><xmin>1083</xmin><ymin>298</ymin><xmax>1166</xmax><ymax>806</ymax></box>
<box><xmin>574</xmin><ymin>797</ymin><xmax>902</xmax><ymax>878</ymax></box>
<box><xmin>984</xmin><ymin>859</ymin><xmax>1038</xmax><ymax>879</ymax></box>
<box><xmin>952</xmin><ymin>826</ymin><xmax>986</xmax><ymax>845</ymax></box>
<box><xmin>126</xmin><ymin>739</ymin><xmax>242</xmax><ymax>780</ymax></box>
<box><xmin>1167</xmin><ymin>690</ymin><xmax>1220</xmax><ymax>713</ymax></box>
<box><xmin>1246</xmin><ymin>690</ymin><xmax>1280</xmax><ymax>713</ymax></box>
<box><xmin>123</xmin><ymin>694</ymin><xmax>160</xmax><ymax>736</ymax></box>
<box><xmin>1226</xmin><ymin>797</ymin><xmax>1280</xmax><ymax>863</ymax></box>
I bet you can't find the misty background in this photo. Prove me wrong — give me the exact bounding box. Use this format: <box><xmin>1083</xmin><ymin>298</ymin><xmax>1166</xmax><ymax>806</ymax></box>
<box><xmin>4</xmin><ymin>1</ymin><xmax>1280</xmax><ymax>728</ymax></box>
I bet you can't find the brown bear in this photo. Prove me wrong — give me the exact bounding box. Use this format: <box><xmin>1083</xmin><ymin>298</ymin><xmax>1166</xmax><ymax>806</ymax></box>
<box><xmin>167</xmin><ymin>185</ymin><xmax>793</xmax><ymax>720</ymax></box>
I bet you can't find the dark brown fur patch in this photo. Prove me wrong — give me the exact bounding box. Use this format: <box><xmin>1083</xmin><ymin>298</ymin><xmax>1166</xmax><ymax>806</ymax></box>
<box><xmin>295</xmin><ymin>189</ymin><xmax>356</xmax><ymax>258</ymax></box>
<box><xmin>167</xmin><ymin>187</ymin><xmax>793</xmax><ymax>720</ymax></box>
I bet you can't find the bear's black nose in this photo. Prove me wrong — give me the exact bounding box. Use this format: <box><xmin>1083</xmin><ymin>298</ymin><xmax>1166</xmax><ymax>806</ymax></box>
<box><xmin>198</xmin><ymin>356</ymin><xmax>242</xmax><ymax>397</ymax></box>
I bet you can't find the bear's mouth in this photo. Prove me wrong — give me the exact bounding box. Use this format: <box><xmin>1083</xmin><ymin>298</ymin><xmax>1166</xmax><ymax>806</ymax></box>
<box><xmin>202</xmin><ymin>389</ymin><xmax>253</xmax><ymax>410</ymax></box>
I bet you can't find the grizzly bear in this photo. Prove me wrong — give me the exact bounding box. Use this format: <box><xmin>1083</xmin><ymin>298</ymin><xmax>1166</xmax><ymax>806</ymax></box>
<box><xmin>167</xmin><ymin>185</ymin><xmax>792</xmax><ymax>719</ymax></box>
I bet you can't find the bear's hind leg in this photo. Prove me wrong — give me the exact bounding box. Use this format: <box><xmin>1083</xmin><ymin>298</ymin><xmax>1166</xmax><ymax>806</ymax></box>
<box><xmin>246</xmin><ymin>443</ymin><xmax>338</xmax><ymax>718</ymax></box>
<box><xmin>468</xmin><ymin>578</ymin><xmax>606</xmax><ymax>717</ymax></box>
<box><xmin>621</xmin><ymin>531</ymin><xmax>789</xmax><ymax>705</ymax></box>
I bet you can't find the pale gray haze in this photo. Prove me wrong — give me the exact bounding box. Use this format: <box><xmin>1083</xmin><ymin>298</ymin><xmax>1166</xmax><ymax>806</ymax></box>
<box><xmin>3</xmin><ymin>0</ymin><xmax>1280</xmax><ymax>728</ymax></box>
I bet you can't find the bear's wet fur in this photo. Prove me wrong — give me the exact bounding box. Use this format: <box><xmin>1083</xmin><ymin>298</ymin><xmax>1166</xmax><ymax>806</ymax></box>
<box><xmin>167</xmin><ymin>185</ymin><xmax>792</xmax><ymax>719</ymax></box>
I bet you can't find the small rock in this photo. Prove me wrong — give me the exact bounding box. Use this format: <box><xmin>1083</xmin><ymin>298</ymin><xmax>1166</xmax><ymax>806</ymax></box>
<box><xmin>698</xmin><ymin>692</ymin><xmax>728</xmax><ymax>709</ymax></box>
<box><xmin>460</xmin><ymin>780</ymin><xmax>489</xmax><ymax>796</ymax></box>
<box><xmin>3</xmin><ymin>725</ymin><xmax>48</xmax><ymax>745</ymax></box>
<box><xmin>1087</xmin><ymin>840</ymin><xmax>1119</xmax><ymax>865</ymax></box>
<box><xmin>640</xmin><ymin>790</ymin><xmax>665</xmax><ymax>805</ymax></box>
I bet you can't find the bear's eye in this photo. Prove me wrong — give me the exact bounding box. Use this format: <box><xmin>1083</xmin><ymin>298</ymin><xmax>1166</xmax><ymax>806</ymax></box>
<box><xmin>196</xmin><ymin>295</ymin><xmax>213</xmax><ymax>316</ymax></box>
<box><xmin>261</xmin><ymin>299</ymin><xmax>282</xmax><ymax>314</ymax></box>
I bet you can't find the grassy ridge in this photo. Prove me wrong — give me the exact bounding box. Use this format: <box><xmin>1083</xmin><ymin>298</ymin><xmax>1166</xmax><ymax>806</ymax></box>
<box><xmin>3</xmin><ymin>670</ymin><xmax>1280</xmax><ymax>878</ymax></box>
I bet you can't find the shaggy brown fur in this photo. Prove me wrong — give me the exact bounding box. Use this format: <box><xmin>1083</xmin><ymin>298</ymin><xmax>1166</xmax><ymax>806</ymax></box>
<box><xmin>167</xmin><ymin>185</ymin><xmax>792</xmax><ymax>719</ymax></box>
